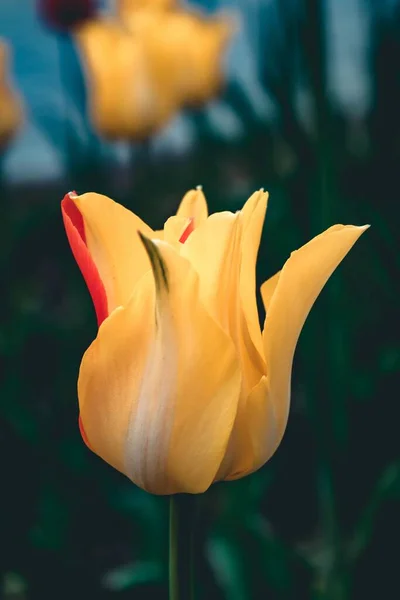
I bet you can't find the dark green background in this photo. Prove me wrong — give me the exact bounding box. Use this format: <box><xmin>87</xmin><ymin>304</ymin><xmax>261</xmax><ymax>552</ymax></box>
<box><xmin>0</xmin><ymin>1</ymin><xmax>399</xmax><ymax>598</ymax></box>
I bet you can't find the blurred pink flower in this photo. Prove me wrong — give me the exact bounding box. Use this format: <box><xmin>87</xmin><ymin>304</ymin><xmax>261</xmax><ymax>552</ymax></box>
<box><xmin>39</xmin><ymin>0</ymin><xmax>96</xmax><ymax>30</ymax></box>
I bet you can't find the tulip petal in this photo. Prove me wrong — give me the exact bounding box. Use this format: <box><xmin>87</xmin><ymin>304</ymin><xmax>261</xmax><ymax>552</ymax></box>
<box><xmin>78</xmin><ymin>238</ymin><xmax>241</xmax><ymax>494</ymax></box>
<box><xmin>181</xmin><ymin>202</ymin><xmax>265</xmax><ymax>388</ymax></box>
<box><xmin>152</xmin><ymin>215</ymin><xmax>193</xmax><ymax>246</ymax></box>
<box><xmin>153</xmin><ymin>188</ymin><xmax>207</xmax><ymax>241</ymax></box>
<box><xmin>61</xmin><ymin>193</ymin><xmax>108</xmax><ymax>325</ymax></box>
<box><xmin>260</xmin><ymin>271</ymin><xmax>281</xmax><ymax>313</ymax></box>
<box><xmin>239</xmin><ymin>190</ymin><xmax>268</xmax><ymax>356</ymax></box>
<box><xmin>125</xmin><ymin>236</ymin><xmax>241</xmax><ymax>494</ymax></box>
<box><xmin>181</xmin><ymin>203</ymin><xmax>267</xmax><ymax>480</ymax></box>
<box><xmin>78</xmin><ymin>278</ymin><xmax>155</xmax><ymax>475</ymax></box>
<box><xmin>261</xmin><ymin>224</ymin><xmax>369</xmax><ymax>439</ymax></box>
<box><xmin>218</xmin><ymin>376</ymin><xmax>279</xmax><ymax>480</ymax></box>
<box><xmin>176</xmin><ymin>187</ymin><xmax>208</xmax><ymax>227</ymax></box>
<box><xmin>181</xmin><ymin>210</ymin><xmax>238</xmax><ymax>329</ymax></box>
<box><xmin>221</xmin><ymin>224</ymin><xmax>368</xmax><ymax>479</ymax></box>
<box><xmin>72</xmin><ymin>192</ymin><xmax>154</xmax><ymax>312</ymax></box>
<box><xmin>162</xmin><ymin>215</ymin><xmax>192</xmax><ymax>246</ymax></box>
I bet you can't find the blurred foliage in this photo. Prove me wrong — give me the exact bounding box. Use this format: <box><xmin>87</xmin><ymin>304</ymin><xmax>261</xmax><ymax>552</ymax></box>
<box><xmin>1</xmin><ymin>0</ymin><xmax>399</xmax><ymax>599</ymax></box>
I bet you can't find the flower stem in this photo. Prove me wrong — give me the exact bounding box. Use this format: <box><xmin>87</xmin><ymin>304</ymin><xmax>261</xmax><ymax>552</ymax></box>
<box><xmin>169</xmin><ymin>494</ymin><xmax>197</xmax><ymax>600</ymax></box>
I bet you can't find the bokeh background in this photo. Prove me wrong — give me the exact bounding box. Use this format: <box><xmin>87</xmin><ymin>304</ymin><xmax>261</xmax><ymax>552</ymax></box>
<box><xmin>0</xmin><ymin>0</ymin><xmax>399</xmax><ymax>598</ymax></box>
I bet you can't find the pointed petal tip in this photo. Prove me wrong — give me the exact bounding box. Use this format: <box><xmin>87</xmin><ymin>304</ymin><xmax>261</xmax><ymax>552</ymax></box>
<box><xmin>137</xmin><ymin>230</ymin><xmax>155</xmax><ymax>257</ymax></box>
<box><xmin>137</xmin><ymin>229</ymin><xmax>149</xmax><ymax>243</ymax></box>
<box><xmin>137</xmin><ymin>230</ymin><xmax>163</xmax><ymax>251</ymax></box>
<box><xmin>331</xmin><ymin>223</ymin><xmax>370</xmax><ymax>232</ymax></box>
<box><xmin>253</xmin><ymin>188</ymin><xmax>269</xmax><ymax>203</ymax></box>
<box><xmin>351</xmin><ymin>223</ymin><xmax>370</xmax><ymax>236</ymax></box>
<box><xmin>287</xmin><ymin>223</ymin><xmax>369</xmax><ymax>262</ymax></box>
<box><xmin>260</xmin><ymin>189</ymin><xmax>269</xmax><ymax>204</ymax></box>
<box><xmin>138</xmin><ymin>231</ymin><xmax>169</xmax><ymax>291</ymax></box>
<box><xmin>333</xmin><ymin>223</ymin><xmax>371</xmax><ymax>237</ymax></box>
<box><xmin>242</xmin><ymin>188</ymin><xmax>269</xmax><ymax>218</ymax></box>
<box><xmin>177</xmin><ymin>187</ymin><xmax>208</xmax><ymax>225</ymax></box>
<box><xmin>61</xmin><ymin>191</ymin><xmax>109</xmax><ymax>326</ymax></box>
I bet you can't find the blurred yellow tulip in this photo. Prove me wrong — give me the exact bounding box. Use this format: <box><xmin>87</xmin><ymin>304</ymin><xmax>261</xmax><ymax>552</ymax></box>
<box><xmin>118</xmin><ymin>3</ymin><xmax>234</xmax><ymax>107</ymax></box>
<box><xmin>74</xmin><ymin>19</ymin><xmax>178</xmax><ymax>139</ymax></box>
<box><xmin>146</xmin><ymin>12</ymin><xmax>233</xmax><ymax>106</ymax></box>
<box><xmin>0</xmin><ymin>40</ymin><xmax>22</xmax><ymax>148</ymax></box>
<box><xmin>75</xmin><ymin>1</ymin><xmax>234</xmax><ymax>139</ymax></box>
<box><xmin>62</xmin><ymin>188</ymin><xmax>368</xmax><ymax>494</ymax></box>
<box><xmin>177</xmin><ymin>15</ymin><xmax>233</xmax><ymax>106</ymax></box>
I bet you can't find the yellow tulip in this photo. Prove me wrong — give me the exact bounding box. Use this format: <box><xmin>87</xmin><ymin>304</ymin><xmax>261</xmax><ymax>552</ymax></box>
<box><xmin>61</xmin><ymin>188</ymin><xmax>368</xmax><ymax>494</ymax></box>
<box><xmin>148</xmin><ymin>12</ymin><xmax>233</xmax><ymax>107</ymax></box>
<box><xmin>74</xmin><ymin>19</ymin><xmax>178</xmax><ymax>139</ymax></box>
<box><xmin>76</xmin><ymin>4</ymin><xmax>233</xmax><ymax>139</ymax></box>
<box><xmin>0</xmin><ymin>39</ymin><xmax>22</xmax><ymax>148</ymax></box>
<box><xmin>117</xmin><ymin>3</ymin><xmax>234</xmax><ymax>107</ymax></box>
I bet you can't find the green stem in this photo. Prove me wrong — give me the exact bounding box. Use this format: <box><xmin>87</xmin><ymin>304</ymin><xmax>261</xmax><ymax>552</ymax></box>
<box><xmin>169</xmin><ymin>494</ymin><xmax>197</xmax><ymax>600</ymax></box>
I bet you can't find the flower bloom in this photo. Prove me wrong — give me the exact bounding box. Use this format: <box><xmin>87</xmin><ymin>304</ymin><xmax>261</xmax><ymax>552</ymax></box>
<box><xmin>61</xmin><ymin>189</ymin><xmax>367</xmax><ymax>494</ymax></box>
<box><xmin>117</xmin><ymin>2</ymin><xmax>233</xmax><ymax>108</ymax></box>
<box><xmin>74</xmin><ymin>5</ymin><xmax>233</xmax><ymax>140</ymax></box>
<box><xmin>74</xmin><ymin>19</ymin><xmax>176</xmax><ymax>140</ymax></box>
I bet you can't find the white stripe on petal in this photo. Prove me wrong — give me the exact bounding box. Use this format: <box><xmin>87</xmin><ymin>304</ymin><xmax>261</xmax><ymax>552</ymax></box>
<box><xmin>124</xmin><ymin>238</ymin><xmax>178</xmax><ymax>493</ymax></box>
<box><xmin>124</xmin><ymin>310</ymin><xmax>178</xmax><ymax>492</ymax></box>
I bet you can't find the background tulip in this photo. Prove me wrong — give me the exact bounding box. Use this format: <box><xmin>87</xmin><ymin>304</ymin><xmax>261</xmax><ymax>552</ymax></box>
<box><xmin>74</xmin><ymin>6</ymin><xmax>233</xmax><ymax>140</ymax></box>
<box><xmin>117</xmin><ymin>1</ymin><xmax>234</xmax><ymax>108</ymax></box>
<box><xmin>61</xmin><ymin>189</ymin><xmax>367</xmax><ymax>495</ymax></box>
<box><xmin>0</xmin><ymin>40</ymin><xmax>22</xmax><ymax>148</ymax></box>
<box><xmin>74</xmin><ymin>19</ymin><xmax>177</xmax><ymax>140</ymax></box>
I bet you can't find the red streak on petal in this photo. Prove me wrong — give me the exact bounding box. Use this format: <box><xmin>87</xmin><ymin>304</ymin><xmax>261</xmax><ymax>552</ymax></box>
<box><xmin>79</xmin><ymin>414</ymin><xmax>92</xmax><ymax>449</ymax></box>
<box><xmin>65</xmin><ymin>192</ymin><xmax>86</xmax><ymax>241</ymax></box>
<box><xmin>179</xmin><ymin>218</ymin><xmax>195</xmax><ymax>243</ymax></box>
<box><xmin>61</xmin><ymin>193</ymin><xmax>109</xmax><ymax>326</ymax></box>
